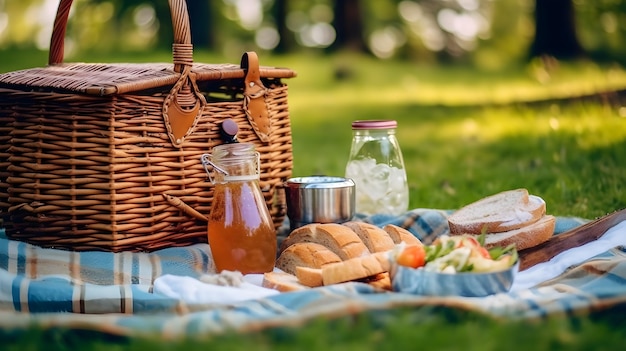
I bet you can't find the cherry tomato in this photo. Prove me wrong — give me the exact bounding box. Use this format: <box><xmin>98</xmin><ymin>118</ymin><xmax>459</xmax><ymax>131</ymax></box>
<box><xmin>396</xmin><ymin>245</ymin><xmax>426</xmax><ymax>268</ymax></box>
<box><xmin>458</xmin><ymin>236</ymin><xmax>491</xmax><ymax>259</ymax></box>
<box><xmin>458</xmin><ymin>236</ymin><xmax>479</xmax><ymax>248</ymax></box>
<box><xmin>478</xmin><ymin>246</ymin><xmax>491</xmax><ymax>259</ymax></box>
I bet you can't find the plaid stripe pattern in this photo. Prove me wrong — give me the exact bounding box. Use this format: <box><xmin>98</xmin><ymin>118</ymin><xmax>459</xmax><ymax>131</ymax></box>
<box><xmin>0</xmin><ymin>237</ymin><xmax>213</xmax><ymax>314</ymax></box>
<box><xmin>3</xmin><ymin>210</ymin><xmax>620</xmax><ymax>339</ymax></box>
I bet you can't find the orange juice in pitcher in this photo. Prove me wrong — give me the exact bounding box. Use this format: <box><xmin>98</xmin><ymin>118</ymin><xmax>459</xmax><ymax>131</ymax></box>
<box><xmin>202</xmin><ymin>143</ymin><xmax>276</xmax><ymax>274</ymax></box>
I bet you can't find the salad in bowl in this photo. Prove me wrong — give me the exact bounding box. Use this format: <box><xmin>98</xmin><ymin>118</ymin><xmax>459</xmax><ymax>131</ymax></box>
<box><xmin>390</xmin><ymin>234</ymin><xmax>519</xmax><ymax>297</ymax></box>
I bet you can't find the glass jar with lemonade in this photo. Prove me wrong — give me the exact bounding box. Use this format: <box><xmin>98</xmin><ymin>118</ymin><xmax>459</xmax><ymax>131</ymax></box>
<box><xmin>345</xmin><ymin>120</ymin><xmax>409</xmax><ymax>216</ymax></box>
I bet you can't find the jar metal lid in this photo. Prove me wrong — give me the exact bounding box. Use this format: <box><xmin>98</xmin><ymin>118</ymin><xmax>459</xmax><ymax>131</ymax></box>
<box><xmin>351</xmin><ymin>120</ymin><xmax>397</xmax><ymax>130</ymax></box>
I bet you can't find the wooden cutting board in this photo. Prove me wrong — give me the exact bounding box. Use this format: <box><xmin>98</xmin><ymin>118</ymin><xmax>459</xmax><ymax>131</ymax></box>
<box><xmin>518</xmin><ymin>208</ymin><xmax>626</xmax><ymax>271</ymax></box>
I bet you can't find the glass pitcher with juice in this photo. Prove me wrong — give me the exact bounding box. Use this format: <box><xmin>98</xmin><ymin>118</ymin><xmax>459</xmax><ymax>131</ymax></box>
<box><xmin>201</xmin><ymin>143</ymin><xmax>276</xmax><ymax>274</ymax></box>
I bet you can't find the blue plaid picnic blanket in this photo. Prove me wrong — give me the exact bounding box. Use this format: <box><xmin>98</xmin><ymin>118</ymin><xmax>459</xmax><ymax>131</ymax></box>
<box><xmin>2</xmin><ymin>208</ymin><xmax>624</xmax><ymax>338</ymax></box>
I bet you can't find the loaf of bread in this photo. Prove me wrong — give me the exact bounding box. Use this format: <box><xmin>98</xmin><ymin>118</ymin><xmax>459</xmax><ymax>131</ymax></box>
<box><xmin>269</xmin><ymin>222</ymin><xmax>423</xmax><ymax>290</ymax></box>
<box><xmin>343</xmin><ymin>221</ymin><xmax>396</xmax><ymax>252</ymax></box>
<box><xmin>447</xmin><ymin>189</ymin><xmax>555</xmax><ymax>251</ymax></box>
<box><xmin>382</xmin><ymin>224</ymin><xmax>424</xmax><ymax>246</ymax></box>
<box><xmin>278</xmin><ymin>223</ymin><xmax>371</xmax><ymax>260</ymax></box>
<box><xmin>275</xmin><ymin>242</ymin><xmax>342</xmax><ymax>275</ymax></box>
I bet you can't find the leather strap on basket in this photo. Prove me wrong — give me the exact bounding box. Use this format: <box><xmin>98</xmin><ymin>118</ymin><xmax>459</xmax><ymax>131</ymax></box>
<box><xmin>241</xmin><ymin>52</ymin><xmax>271</xmax><ymax>143</ymax></box>
<box><xmin>162</xmin><ymin>0</ymin><xmax>206</xmax><ymax>147</ymax></box>
<box><xmin>162</xmin><ymin>65</ymin><xmax>206</xmax><ymax>147</ymax></box>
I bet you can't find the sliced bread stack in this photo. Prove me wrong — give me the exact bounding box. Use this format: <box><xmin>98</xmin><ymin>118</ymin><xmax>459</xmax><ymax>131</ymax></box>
<box><xmin>262</xmin><ymin>222</ymin><xmax>422</xmax><ymax>292</ymax></box>
<box><xmin>447</xmin><ymin>188</ymin><xmax>555</xmax><ymax>251</ymax></box>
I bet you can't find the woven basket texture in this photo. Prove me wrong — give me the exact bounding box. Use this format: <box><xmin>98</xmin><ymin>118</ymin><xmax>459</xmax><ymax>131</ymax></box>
<box><xmin>0</xmin><ymin>0</ymin><xmax>296</xmax><ymax>252</ymax></box>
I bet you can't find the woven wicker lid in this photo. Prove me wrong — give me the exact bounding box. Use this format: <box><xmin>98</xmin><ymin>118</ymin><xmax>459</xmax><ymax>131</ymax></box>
<box><xmin>0</xmin><ymin>0</ymin><xmax>296</xmax><ymax>96</ymax></box>
<box><xmin>0</xmin><ymin>62</ymin><xmax>296</xmax><ymax>96</ymax></box>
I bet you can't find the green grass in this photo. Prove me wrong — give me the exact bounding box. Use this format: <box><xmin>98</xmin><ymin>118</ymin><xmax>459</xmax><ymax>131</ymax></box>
<box><xmin>1</xmin><ymin>48</ymin><xmax>626</xmax><ymax>349</ymax></box>
<box><xmin>289</xmin><ymin>99</ymin><xmax>626</xmax><ymax>219</ymax></box>
<box><xmin>3</xmin><ymin>307</ymin><xmax>626</xmax><ymax>350</ymax></box>
<box><xmin>277</xmin><ymin>52</ymin><xmax>626</xmax><ymax>219</ymax></box>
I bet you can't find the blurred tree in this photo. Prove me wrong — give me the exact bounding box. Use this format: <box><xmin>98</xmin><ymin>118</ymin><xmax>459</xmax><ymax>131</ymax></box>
<box><xmin>272</xmin><ymin>0</ymin><xmax>295</xmax><ymax>53</ymax></box>
<box><xmin>76</xmin><ymin>0</ymin><xmax>211</xmax><ymax>51</ymax></box>
<box><xmin>74</xmin><ymin>0</ymin><xmax>170</xmax><ymax>51</ymax></box>
<box><xmin>0</xmin><ymin>0</ymin><xmax>48</xmax><ymax>48</ymax></box>
<box><xmin>574</xmin><ymin>0</ymin><xmax>626</xmax><ymax>64</ymax></box>
<box><xmin>529</xmin><ymin>0</ymin><xmax>584</xmax><ymax>60</ymax></box>
<box><xmin>186</xmin><ymin>1</ymin><xmax>214</xmax><ymax>49</ymax></box>
<box><xmin>329</xmin><ymin>0</ymin><xmax>368</xmax><ymax>53</ymax></box>
<box><xmin>2</xmin><ymin>0</ymin><xmax>626</xmax><ymax>66</ymax></box>
<box><xmin>129</xmin><ymin>0</ymin><xmax>169</xmax><ymax>49</ymax></box>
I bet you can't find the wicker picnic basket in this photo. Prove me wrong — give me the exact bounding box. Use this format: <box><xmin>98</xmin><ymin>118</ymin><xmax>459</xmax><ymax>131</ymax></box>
<box><xmin>0</xmin><ymin>0</ymin><xmax>297</xmax><ymax>252</ymax></box>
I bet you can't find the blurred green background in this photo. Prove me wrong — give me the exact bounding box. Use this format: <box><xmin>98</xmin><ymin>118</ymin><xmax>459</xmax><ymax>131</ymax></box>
<box><xmin>1</xmin><ymin>0</ymin><xmax>625</xmax><ymax>219</ymax></box>
<box><xmin>1</xmin><ymin>0</ymin><xmax>626</xmax><ymax>66</ymax></box>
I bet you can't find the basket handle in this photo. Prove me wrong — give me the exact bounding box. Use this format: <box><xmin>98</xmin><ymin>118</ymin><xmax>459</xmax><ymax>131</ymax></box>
<box><xmin>48</xmin><ymin>0</ymin><xmax>206</xmax><ymax>147</ymax></box>
<box><xmin>48</xmin><ymin>0</ymin><xmax>193</xmax><ymax>73</ymax></box>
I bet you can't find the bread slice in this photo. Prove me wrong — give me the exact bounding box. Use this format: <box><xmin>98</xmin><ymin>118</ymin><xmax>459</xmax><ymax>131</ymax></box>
<box><xmin>262</xmin><ymin>271</ymin><xmax>309</xmax><ymax>292</ymax></box>
<box><xmin>276</xmin><ymin>242</ymin><xmax>342</xmax><ymax>275</ymax></box>
<box><xmin>295</xmin><ymin>266</ymin><xmax>324</xmax><ymax>287</ymax></box>
<box><xmin>382</xmin><ymin>224</ymin><xmax>423</xmax><ymax>246</ymax></box>
<box><xmin>296</xmin><ymin>267</ymin><xmax>392</xmax><ymax>290</ymax></box>
<box><xmin>342</xmin><ymin>221</ymin><xmax>396</xmax><ymax>253</ymax></box>
<box><xmin>447</xmin><ymin>189</ymin><xmax>546</xmax><ymax>234</ymax></box>
<box><xmin>478</xmin><ymin>214</ymin><xmax>556</xmax><ymax>251</ymax></box>
<box><xmin>359</xmin><ymin>272</ymin><xmax>392</xmax><ymax>291</ymax></box>
<box><xmin>321</xmin><ymin>251</ymin><xmax>391</xmax><ymax>286</ymax></box>
<box><xmin>279</xmin><ymin>223</ymin><xmax>370</xmax><ymax>260</ymax></box>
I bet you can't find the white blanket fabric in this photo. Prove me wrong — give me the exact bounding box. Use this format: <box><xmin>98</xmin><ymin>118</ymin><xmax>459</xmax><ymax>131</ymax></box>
<box><xmin>511</xmin><ymin>220</ymin><xmax>626</xmax><ymax>291</ymax></box>
<box><xmin>154</xmin><ymin>273</ymin><xmax>278</xmax><ymax>305</ymax></box>
<box><xmin>154</xmin><ymin>221</ymin><xmax>626</xmax><ymax>304</ymax></box>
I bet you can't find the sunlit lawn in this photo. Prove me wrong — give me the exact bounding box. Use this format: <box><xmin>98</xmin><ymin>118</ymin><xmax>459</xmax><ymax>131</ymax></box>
<box><xmin>274</xmin><ymin>51</ymin><xmax>626</xmax><ymax>219</ymax></box>
<box><xmin>290</xmin><ymin>100</ymin><xmax>626</xmax><ymax>219</ymax></box>
<box><xmin>1</xmin><ymin>48</ymin><xmax>626</xmax><ymax>349</ymax></box>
